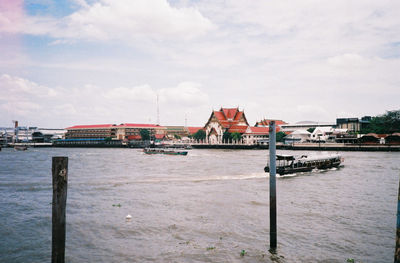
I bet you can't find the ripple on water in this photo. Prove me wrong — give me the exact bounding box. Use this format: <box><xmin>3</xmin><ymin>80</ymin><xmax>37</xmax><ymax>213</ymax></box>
<box><xmin>0</xmin><ymin>148</ymin><xmax>399</xmax><ymax>262</ymax></box>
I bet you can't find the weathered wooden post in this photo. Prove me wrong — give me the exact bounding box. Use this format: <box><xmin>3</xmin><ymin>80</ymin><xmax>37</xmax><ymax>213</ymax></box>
<box><xmin>269</xmin><ymin>121</ymin><xmax>277</xmax><ymax>251</ymax></box>
<box><xmin>395</xmin><ymin>178</ymin><xmax>400</xmax><ymax>263</ymax></box>
<box><xmin>52</xmin><ymin>157</ymin><xmax>68</xmax><ymax>263</ymax></box>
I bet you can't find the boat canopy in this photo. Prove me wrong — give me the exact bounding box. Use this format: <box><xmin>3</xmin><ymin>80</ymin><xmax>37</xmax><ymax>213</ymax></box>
<box><xmin>276</xmin><ymin>154</ymin><xmax>295</xmax><ymax>161</ymax></box>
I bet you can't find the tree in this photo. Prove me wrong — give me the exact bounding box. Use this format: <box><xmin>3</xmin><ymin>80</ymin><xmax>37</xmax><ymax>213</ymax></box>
<box><xmin>140</xmin><ymin>129</ymin><xmax>150</xmax><ymax>141</ymax></box>
<box><xmin>361</xmin><ymin>110</ymin><xmax>400</xmax><ymax>134</ymax></box>
<box><xmin>193</xmin><ymin>129</ymin><xmax>206</xmax><ymax>140</ymax></box>
<box><xmin>174</xmin><ymin>134</ymin><xmax>181</xmax><ymax>139</ymax></box>
<box><xmin>231</xmin><ymin>132</ymin><xmax>242</xmax><ymax>141</ymax></box>
<box><xmin>276</xmin><ymin>131</ymin><xmax>287</xmax><ymax>142</ymax></box>
<box><xmin>222</xmin><ymin>131</ymin><xmax>232</xmax><ymax>142</ymax></box>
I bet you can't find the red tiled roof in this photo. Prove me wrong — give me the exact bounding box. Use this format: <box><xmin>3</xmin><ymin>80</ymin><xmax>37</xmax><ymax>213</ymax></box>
<box><xmin>155</xmin><ymin>134</ymin><xmax>165</xmax><ymax>139</ymax></box>
<box><xmin>65</xmin><ymin>124</ymin><xmax>115</xmax><ymax>129</ymax></box>
<box><xmin>234</xmin><ymin>111</ymin><xmax>243</xmax><ymax>121</ymax></box>
<box><xmin>210</xmin><ymin>108</ymin><xmax>248</xmax><ymax>129</ymax></box>
<box><xmin>66</xmin><ymin>123</ymin><xmax>164</xmax><ymax>130</ymax></box>
<box><xmin>187</xmin><ymin>127</ymin><xmax>203</xmax><ymax>134</ymax></box>
<box><xmin>127</xmin><ymin>135</ymin><xmax>141</xmax><ymax>140</ymax></box>
<box><xmin>228</xmin><ymin>125</ymin><xmax>248</xmax><ymax>133</ymax></box>
<box><xmin>119</xmin><ymin>123</ymin><xmax>163</xmax><ymax>128</ymax></box>
<box><xmin>245</xmin><ymin>126</ymin><xmax>281</xmax><ymax>134</ymax></box>
<box><xmin>222</xmin><ymin>108</ymin><xmax>238</xmax><ymax>119</ymax></box>
<box><xmin>214</xmin><ymin>111</ymin><xmax>225</xmax><ymax>121</ymax></box>
<box><xmin>247</xmin><ymin>127</ymin><xmax>269</xmax><ymax>134</ymax></box>
<box><xmin>255</xmin><ymin>119</ymin><xmax>287</xmax><ymax>126</ymax></box>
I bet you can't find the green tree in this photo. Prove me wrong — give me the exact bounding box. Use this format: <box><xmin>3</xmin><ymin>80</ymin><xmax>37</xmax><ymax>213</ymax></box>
<box><xmin>140</xmin><ymin>129</ymin><xmax>150</xmax><ymax>141</ymax></box>
<box><xmin>276</xmin><ymin>131</ymin><xmax>287</xmax><ymax>142</ymax></box>
<box><xmin>174</xmin><ymin>134</ymin><xmax>181</xmax><ymax>139</ymax></box>
<box><xmin>222</xmin><ymin>131</ymin><xmax>232</xmax><ymax>142</ymax></box>
<box><xmin>193</xmin><ymin>129</ymin><xmax>206</xmax><ymax>140</ymax></box>
<box><xmin>361</xmin><ymin>110</ymin><xmax>400</xmax><ymax>134</ymax></box>
<box><xmin>307</xmin><ymin>127</ymin><xmax>315</xmax><ymax>133</ymax></box>
<box><xmin>231</xmin><ymin>132</ymin><xmax>242</xmax><ymax>141</ymax></box>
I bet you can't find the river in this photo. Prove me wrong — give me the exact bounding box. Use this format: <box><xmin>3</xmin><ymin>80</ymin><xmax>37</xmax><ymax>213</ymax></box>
<box><xmin>0</xmin><ymin>148</ymin><xmax>399</xmax><ymax>262</ymax></box>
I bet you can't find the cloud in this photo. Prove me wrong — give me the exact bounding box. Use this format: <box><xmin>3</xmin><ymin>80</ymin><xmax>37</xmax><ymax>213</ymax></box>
<box><xmin>19</xmin><ymin>0</ymin><xmax>214</xmax><ymax>42</ymax></box>
<box><xmin>327</xmin><ymin>53</ymin><xmax>373</xmax><ymax>68</ymax></box>
<box><xmin>103</xmin><ymin>85</ymin><xmax>156</xmax><ymax>102</ymax></box>
<box><xmin>159</xmin><ymin>82</ymin><xmax>209</xmax><ymax>106</ymax></box>
<box><xmin>0</xmin><ymin>74</ymin><xmax>57</xmax><ymax>100</ymax></box>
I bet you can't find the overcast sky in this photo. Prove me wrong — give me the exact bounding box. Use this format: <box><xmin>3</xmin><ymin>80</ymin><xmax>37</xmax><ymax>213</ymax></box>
<box><xmin>1</xmin><ymin>0</ymin><xmax>399</xmax><ymax>128</ymax></box>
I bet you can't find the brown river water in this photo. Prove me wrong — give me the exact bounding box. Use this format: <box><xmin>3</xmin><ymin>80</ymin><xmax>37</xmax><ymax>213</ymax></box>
<box><xmin>0</xmin><ymin>148</ymin><xmax>399</xmax><ymax>262</ymax></box>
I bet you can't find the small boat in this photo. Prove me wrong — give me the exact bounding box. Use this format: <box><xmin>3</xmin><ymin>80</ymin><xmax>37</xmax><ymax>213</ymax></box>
<box><xmin>265</xmin><ymin>154</ymin><xmax>343</xmax><ymax>175</ymax></box>
<box><xmin>14</xmin><ymin>145</ymin><xmax>28</xmax><ymax>151</ymax></box>
<box><xmin>143</xmin><ymin>148</ymin><xmax>188</xmax><ymax>156</ymax></box>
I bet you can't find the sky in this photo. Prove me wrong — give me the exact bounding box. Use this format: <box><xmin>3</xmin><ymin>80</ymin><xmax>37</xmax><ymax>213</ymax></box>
<box><xmin>0</xmin><ymin>0</ymin><xmax>399</xmax><ymax>128</ymax></box>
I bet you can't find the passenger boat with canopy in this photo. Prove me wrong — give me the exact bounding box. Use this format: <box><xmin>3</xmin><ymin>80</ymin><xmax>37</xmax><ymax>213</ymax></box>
<box><xmin>143</xmin><ymin>148</ymin><xmax>188</xmax><ymax>156</ymax></box>
<box><xmin>264</xmin><ymin>154</ymin><xmax>343</xmax><ymax>175</ymax></box>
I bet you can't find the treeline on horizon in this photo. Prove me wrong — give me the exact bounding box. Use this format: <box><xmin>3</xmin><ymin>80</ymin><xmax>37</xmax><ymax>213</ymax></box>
<box><xmin>361</xmin><ymin>110</ymin><xmax>400</xmax><ymax>134</ymax></box>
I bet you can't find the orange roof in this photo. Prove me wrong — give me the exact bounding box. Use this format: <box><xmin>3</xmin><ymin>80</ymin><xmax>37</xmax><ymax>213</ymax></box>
<box><xmin>155</xmin><ymin>134</ymin><xmax>165</xmax><ymax>139</ymax></box>
<box><xmin>255</xmin><ymin>119</ymin><xmax>287</xmax><ymax>127</ymax></box>
<box><xmin>66</xmin><ymin>123</ymin><xmax>164</xmax><ymax>130</ymax></box>
<box><xmin>66</xmin><ymin>124</ymin><xmax>115</xmax><ymax>129</ymax></box>
<box><xmin>187</xmin><ymin>127</ymin><xmax>203</xmax><ymax>134</ymax></box>
<box><xmin>127</xmin><ymin>135</ymin><xmax>141</xmax><ymax>140</ymax></box>
<box><xmin>208</xmin><ymin>107</ymin><xmax>249</xmax><ymax>129</ymax></box>
<box><xmin>244</xmin><ymin>126</ymin><xmax>280</xmax><ymax>134</ymax></box>
<box><xmin>247</xmin><ymin>126</ymin><xmax>269</xmax><ymax>134</ymax></box>
<box><xmin>119</xmin><ymin>123</ymin><xmax>163</xmax><ymax>128</ymax></box>
<box><xmin>228</xmin><ymin>125</ymin><xmax>248</xmax><ymax>133</ymax></box>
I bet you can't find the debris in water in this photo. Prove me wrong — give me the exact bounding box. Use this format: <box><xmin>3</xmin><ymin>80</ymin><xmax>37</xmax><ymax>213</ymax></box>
<box><xmin>125</xmin><ymin>214</ymin><xmax>132</xmax><ymax>221</ymax></box>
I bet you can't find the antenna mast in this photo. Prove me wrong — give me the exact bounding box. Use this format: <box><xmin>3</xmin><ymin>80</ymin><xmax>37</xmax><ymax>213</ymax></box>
<box><xmin>156</xmin><ymin>94</ymin><xmax>160</xmax><ymax>125</ymax></box>
<box><xmin>185</xmin><ymin>114</ymin><xmax>187</xmax><ymax>127</ymax></box>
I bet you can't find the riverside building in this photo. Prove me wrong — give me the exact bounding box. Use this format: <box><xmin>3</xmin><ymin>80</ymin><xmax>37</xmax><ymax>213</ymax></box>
<box><xmin>65</xmin><ymin>123</ymin><xmax>166</xmax><ymax>141</ymax></box>
<box><xmin>204</xmin><ymin>107</ymin><xmax>249</xmax><ymax>144</ymax></box>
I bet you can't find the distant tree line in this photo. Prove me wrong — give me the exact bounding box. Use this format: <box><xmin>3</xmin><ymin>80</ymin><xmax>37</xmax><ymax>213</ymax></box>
<box><xmin>361</xmin><ymin>110</ymin><xmax>400</xmax><ymax>134</ymax></box>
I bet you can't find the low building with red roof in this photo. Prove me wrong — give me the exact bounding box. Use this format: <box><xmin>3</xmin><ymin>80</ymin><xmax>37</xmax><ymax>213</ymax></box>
<box><xmin>204</xmin><ymin>107</ymin><xmax>249</xmax><ymax>144</ymax></box>
<box><xmin>65</xmin><ymin>123</ymin><xmax>166</xmax><ymax>141</ymax></box>
<box><xmin>187</xmin><ymin>127</ymin><xmax>204</xmax><ymax>135</ymax></box>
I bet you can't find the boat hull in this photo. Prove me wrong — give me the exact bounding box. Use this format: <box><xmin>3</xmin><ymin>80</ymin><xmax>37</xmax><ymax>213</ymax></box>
<box><xmin>143</xmin><ymin>149</ymin><xmax>188</xmax><ymax>155</ymax></box>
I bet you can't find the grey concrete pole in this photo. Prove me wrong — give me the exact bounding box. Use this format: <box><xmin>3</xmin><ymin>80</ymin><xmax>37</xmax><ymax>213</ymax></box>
<box><xmin>269</xmin><ymin>121</ymin><xmax>277</xmax><ymax>251</ymax></box>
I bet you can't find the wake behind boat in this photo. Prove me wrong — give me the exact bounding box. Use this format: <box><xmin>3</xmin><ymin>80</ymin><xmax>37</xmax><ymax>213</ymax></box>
<box><xmin>143</xmin><ymin>148</ymin><xmax>188</xmax><ymax>156</ymax></box>
<box><xmin>14</xmin><ymin>145</ymin><xmax>28</xmax><ymax>151</ymax></box>
<box><xmin>265</xmin><ymin>154</ymin><xmax>343</xmax><ymax>175</ymax></box>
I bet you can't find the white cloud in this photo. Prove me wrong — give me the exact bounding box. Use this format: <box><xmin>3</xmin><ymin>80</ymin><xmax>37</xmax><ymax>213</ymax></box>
<box><xmin>159</xmin><ymin>82</ymin><xmax>209</xmax><ymax>106</ymax></box>
<box><xmin>20</xmin><ymin>0</ymin><xmax>215</xmax><ymax>42</ymax></box>
<box><xmin>0</xmin><ymin>74</ymin><xmax>57</xmax><ymax>100</ymax></box>
<box><xmin>1</xmin><ymin>1</ymin><xmax>400</xmax><ymax>126</ymax></box>
<box><xmin>327</xmin><ymin>54</ymin><xmax>373</xmax><ymax>68</ymax></box>
<box><xmin>103</xmin><ymin>85</ymin><xmax>156</xmax><ymax>102</ymax></box>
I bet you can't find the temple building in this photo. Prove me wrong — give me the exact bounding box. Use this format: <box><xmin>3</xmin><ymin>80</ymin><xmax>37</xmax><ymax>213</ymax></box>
<box><xmin>204</xmin><ymin>107</ymin><xmax>249</xmax><ymax>144</ymax></box>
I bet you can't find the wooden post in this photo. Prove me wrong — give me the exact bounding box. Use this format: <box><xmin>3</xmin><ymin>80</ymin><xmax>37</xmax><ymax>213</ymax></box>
<box><xmin>395</xmin><ymin>178</ymin><xmax>400</xmax><ymax>263</ymax></box>
<box><xmin>52</xmin><ymin>157</ymin><xmax>68</xmax><ymax>263</ymax></box>
<box><xmin>269</xmin><ymin>121</ymin><xmax>277</xmax><ymax>251</ymax></box>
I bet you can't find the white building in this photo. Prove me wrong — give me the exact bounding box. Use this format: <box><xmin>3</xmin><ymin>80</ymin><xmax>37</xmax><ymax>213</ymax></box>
<box><xmin>284</xmin><ymin>129</ymin><xmax>311</xmax><ymax>144</ymax></box>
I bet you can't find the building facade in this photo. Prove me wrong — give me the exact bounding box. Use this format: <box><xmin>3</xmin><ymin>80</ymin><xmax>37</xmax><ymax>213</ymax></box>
<box><xmin>65</xmin><ymin>123</ymin><xmax>166</xmax><ymax>141</ymax></box>
<box><xmin>204</xmin><ymin>107</ymin><xmax>249</xmax><ymax>144</ymax></box>
<box><xmin>336</xmin><ymin>116</ymin><xmax>371</xmax><ymax>133</ymax></box>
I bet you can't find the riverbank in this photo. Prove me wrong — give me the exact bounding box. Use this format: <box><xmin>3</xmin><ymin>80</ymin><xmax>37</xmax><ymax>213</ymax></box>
<box><xmin>2</xmin><ymin>142</ymin><xmax>400</xmax><ymax>151</ymax></box>
<box><xmin>278</xmin><ymin>143</ymin><xmax>400</xmax><ymax>152</ymax></box>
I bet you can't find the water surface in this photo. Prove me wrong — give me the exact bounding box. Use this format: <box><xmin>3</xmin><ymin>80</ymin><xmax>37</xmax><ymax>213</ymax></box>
<box><xmin>0</xmin><ymin>148</ymin><xmax>399</xmax><ymax>262</ymax></box>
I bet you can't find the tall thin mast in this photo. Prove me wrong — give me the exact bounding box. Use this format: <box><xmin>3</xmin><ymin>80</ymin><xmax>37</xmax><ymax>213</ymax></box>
<box><xmin>156</xmin><ymin>94</ymin><xmax>160</xmax><ymax>125</ymax></box>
